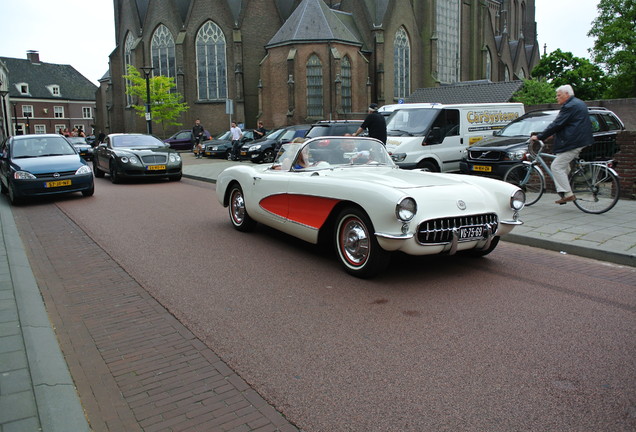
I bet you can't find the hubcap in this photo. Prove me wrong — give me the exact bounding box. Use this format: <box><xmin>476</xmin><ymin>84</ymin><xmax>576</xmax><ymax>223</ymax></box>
<box><xmin>341</xmin><ymin>218</ymin><xmax>369</xmax><ymax>266</ymax></box>
<box><xmin>231</xmin><ymin>191</ymin><xmax>245</xmax><ymax>223</ymax></box>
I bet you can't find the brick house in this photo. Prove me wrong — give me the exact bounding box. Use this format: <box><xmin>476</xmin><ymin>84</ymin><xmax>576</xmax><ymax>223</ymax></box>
<box><xmin>0</xmin><ymin>51</ymin><xmax>97</xmax><ymax>137</ymax></box>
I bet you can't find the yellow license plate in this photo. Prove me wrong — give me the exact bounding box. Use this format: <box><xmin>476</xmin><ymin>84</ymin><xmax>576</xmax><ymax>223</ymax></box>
<box><xmin>240</xmin><ymin>151</ymin><xmax>247</xmax><ymax>156</ymax></box>
<box><xmin>147</xmin><ymin>165</ymin><xmax>166</xmax><ymax>171</ymax></box>
<box><xmin>45</xmin><ymin>179</ymin><xmax>72</xmax><ymax>188</ymax></box>
<box><xmin>472</xmin><ymin>165</ymin><xmax>492</xmax><ymax>172</ymax></box>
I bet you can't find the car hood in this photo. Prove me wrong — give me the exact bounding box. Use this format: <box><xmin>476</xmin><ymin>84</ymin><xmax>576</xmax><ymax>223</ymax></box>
<box><xmin>471</xmin><ymin>136</ymin><xmax>527</xmax><ymax>150</ymax></box>
<box><xmin>12</xmin><ymin>155</ymin><xmax>86</xmax><ymax>174</ymax></box>
<box><xmin>207</xmin><ymin>140</ymin><xmax>232</xmax><ymax>146</ymax></box>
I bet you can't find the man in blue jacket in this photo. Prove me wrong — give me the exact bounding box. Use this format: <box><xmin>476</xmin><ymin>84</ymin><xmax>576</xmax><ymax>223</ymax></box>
<box><xmin>531</xmin><ymin>85</ymin><xmax>593</xmax><ymax>204</ymax></box>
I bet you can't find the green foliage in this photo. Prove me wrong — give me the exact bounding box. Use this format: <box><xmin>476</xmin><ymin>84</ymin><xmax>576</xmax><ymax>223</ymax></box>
<box><xmin>123</xmin><ymin>65</ymin><xmax>189</xmax><ymax>134</ymax></box>
<box><xmin>531</xmin><ymin>49</ymin><xmax>608</xmax><ymax>100</ymax></box>
<box><xmin>511</xmin><ymin>79</ymin><xmax>556</xmax><ymax>105</ymax></box>
<box><xmin>588</xmin><ymin>0</ymin><xmax>636</xmax><ymax>97</ymax></box>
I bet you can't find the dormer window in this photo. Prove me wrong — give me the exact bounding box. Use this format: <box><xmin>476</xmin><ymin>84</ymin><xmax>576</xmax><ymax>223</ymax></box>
<box><xmin>17</xmin><ymin>83</ymin><xmax>29</xmax><ymax>95</ymax></box>
<box><xmin>47</xmin><ymin>85</ymin><xmax>61</xmax><ymax>96</ymax></box>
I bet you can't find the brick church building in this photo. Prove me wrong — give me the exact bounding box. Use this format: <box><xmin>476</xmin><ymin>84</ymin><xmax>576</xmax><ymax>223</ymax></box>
<box><xmin>97</xmin><ymin>0</ymin><xmax>540</xmax><ymax>136</ymax></box>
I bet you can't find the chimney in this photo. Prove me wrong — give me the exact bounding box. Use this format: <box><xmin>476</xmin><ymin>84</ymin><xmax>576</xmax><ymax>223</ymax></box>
<box><xmin>27</xmin><ymin>50</ymin><xmax>40</xmax><ymax>63</ymax></box>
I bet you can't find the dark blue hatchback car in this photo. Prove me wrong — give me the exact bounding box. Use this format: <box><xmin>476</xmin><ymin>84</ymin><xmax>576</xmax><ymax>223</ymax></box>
<box><xmin>0</xmin><ymin>134</ymin><xmax>95</xmax><ymax>205</ymax></box>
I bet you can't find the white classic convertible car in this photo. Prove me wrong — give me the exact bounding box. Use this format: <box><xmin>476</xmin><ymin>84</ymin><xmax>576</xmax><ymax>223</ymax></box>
<box><xmin>216</xmin><ymin>137</ymin><xmax>525</xmax><ymax>278</ymax></box>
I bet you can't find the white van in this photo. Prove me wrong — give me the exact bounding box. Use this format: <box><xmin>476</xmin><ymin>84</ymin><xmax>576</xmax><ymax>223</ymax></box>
<box><xmin>384</xmin><ymin>103</ymin><xmax>524</xmax><ymax>172</ymax></box>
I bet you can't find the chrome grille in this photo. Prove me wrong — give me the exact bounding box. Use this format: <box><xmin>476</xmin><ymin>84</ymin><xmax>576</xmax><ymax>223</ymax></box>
<box><xmin>417</xmin><ymin>213</ymin><xmax>498</xmax><ymax>244</ymax></box>
<box><xmin>141</xmin><ymin>154</ymin><xmax>167</xmax><ymax>164</ymax></box>
<box><xmin>34</xmin><ymin>171</ymin><xmax>76</xmax><ymax>179</ymax></box>
<box><xmin>467</xmin><ymin>149</ymin><xmax>505</xmax><ymax>162</ymax></box>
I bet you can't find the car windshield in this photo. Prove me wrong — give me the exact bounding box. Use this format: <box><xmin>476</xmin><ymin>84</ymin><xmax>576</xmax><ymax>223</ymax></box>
<box><xmin>11</xmin><ymin>136</ymin><xmax>76</xmax><ymax>158</ymax></box>
<box><xmin>214</xmin><ymin>131</ymin><xmax>231</xmax><ymax>140</ymax></box>
<box><xmin>112</xmin><ymin>135</ymin><xmax>164</xmax><ymax>148</ymax></box>
<box><xmin>271</xmin><ymin>137</ymin><xmax>394</xmax><ymax>171</ymax></box>
<box><xmin>265</xmin><ymin>128</ymin><xmax>285</xmax><ymax>140</ymax></box>
<box><xmin>386</xmin><ymin>108</ymin><xmax>439</xmax><ymax>136</ymax></box>
<box><xmin>497</xmin><ymin>112</ymin><xmax>557</xmax><ymax>137</ymax></box>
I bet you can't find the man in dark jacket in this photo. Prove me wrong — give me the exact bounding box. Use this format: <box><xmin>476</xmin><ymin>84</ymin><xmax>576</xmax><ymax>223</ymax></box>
<box><xmin>353</xmin><ymin>103</ymin><xmax>387</xmax><ymax>144</ymax></box>
<box><xmin>531</xmin><ymin>85</ymin><xmax>593</xmax><ymax>204</ymax></box>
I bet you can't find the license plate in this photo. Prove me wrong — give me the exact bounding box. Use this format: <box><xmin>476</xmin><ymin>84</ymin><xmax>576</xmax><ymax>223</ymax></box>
<box><xmin>204</xmin><ymin>152</ymin><xmax>211</xmax><ymax>156</ymax></box>
<box><xmin>45</xmin><ymin>179</ymin><xmax>72</xmax><ymax>188</ymax></box>
<box><xmin>147</xmin><ymin>165</ymin><xmax>166</xmax><ymax>171</ymax></box>
<box><xmin>472</xmin><ymin>165</ymin><xmax>492</xmax><ymax>172</ymax></box>
<box><xmin>240</xmin><ymin>151</ymin><xmax>247</xmax><ymax>156</ymax></box>
<box><xmin>459</xmin><ymin>225</ymin><xmax>485</xmax><ymax>241</ymax></box>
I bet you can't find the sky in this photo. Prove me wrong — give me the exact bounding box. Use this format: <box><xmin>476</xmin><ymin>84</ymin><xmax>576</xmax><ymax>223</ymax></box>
<box><xmin>0</xmin><ymin>0</ymin><xmax>600</xmax><ymax>86</ymax></box>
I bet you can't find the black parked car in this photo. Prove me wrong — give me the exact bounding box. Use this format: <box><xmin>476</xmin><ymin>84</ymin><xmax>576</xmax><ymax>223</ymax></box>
<box><xmin>204</xmin><ymin>130</ymin><xmax>254</xmax><ymax>159</ymax></box>
<box><xmin>460</xmin><ymin>107</ymin><xmax>625</xmax><ymax>179</ymax></box>
<box><xmin>304</xmin><ymin>120</ymin><xmax>363</xmax><ymax>139</ymax></box>
<box><xmin>240</xmin><ymin>125</ymin><xmax>310</xmax><ymax>163</ymax></box>
<box><xmin>93</xmin><ymin>133</ymin><xmax>182</xmax><ymax>183</ymax></box>
<box><xmin>163</xmin><ymin>129</ymin><xmax>211</xmax><ymax>150</ymax></box>
<box><xmin>65</xmin><ymin>136</ymin><xmax>94</xmax><ymax>161</ymax></box>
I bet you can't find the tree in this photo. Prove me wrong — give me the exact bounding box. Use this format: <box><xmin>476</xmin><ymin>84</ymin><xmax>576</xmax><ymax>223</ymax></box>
<box><xmin>123</xmin><ymin>65</ymin><xmax>189</xmax><ymax>135</ymax></box>
<box><xmin>530</xmin><ymin>49</ymin><xmax>608</xmax><ymax>100</ymax></box>
<box><xmin>511</xmin><ymin>79</ymin><xmax>555</xmax><ymax>105</ymax></box>
<box><xmin>588</xmin><ymin>0</ymin><xmax>636</xmax><ymax>98</ymax></box>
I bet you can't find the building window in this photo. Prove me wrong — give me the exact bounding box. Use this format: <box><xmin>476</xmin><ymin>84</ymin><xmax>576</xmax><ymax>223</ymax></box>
<box><xmin>306</xmin><ymin>54</ymin><xmax>323</xmax><ymax>117</ymax></box>
<box><xmin>83</xmin><ymin>107</ymin><xmax>92</xmax><ymax>119</ymax></box>
<box><xmin>124</xmin><ymin>32</ymin><xmax>136</xmax><ymax>106</ymax></box>
<box><xmin>54</xmin><ymin>106</ymin><xmax>64</xmax><ymax>118</ymax></box>
<box><xmin>151</xmin><ymin>24</ymin><xmax>176</xmax><ymax>79</ymax></box>
<box><xmin>22</xmin><ymin>105</ymin><xmax>33</xmax><ymax>117</ymax></box>
<box><xmin>341</xmin><ymin>56</ymin><xmax>352</xmax><ymax>113</ymax></box>
<box><xmin>34</xmin><ymin>125</ymin><xmax>46</xmax><ymax>134</ymax></box>
<box><xmin>55</xmin><ymin>124</ymin><xmax>66</xmax><ymax>134</ymax></box>
<box><xmin>18</xmin><ymin>83</ymin><xmax>29</xmax><ymax>95</ymax></box>
<box><xmin>437</xmin><ymin>0</ymin><xmax>460</xmax><ymax>84</ymax></box>
<box><xmin>196</xmin><ymin>21</ymin><xmax>227</xmax><ymax>101</ymax></box>
<box><xmin>394</xmin><ymin>27</ymin><xmax>410</xmax><ymax>99</ymax></box>
<box><xmin>485</xmin><ymin>48</ymin><xmax>492</xmax><ymax>81</ymax></box>
<box><xmin>47</xmin><ymin>85</ymin><xmax>61</xmax><ymax>96</ymax></box>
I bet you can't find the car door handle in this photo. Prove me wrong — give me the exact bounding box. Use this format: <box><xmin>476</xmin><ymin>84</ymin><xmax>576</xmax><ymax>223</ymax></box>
<box><xmin>253</xmin><ymin>176</ymin><xmax>261</xmax><ymax>184</ymax></box>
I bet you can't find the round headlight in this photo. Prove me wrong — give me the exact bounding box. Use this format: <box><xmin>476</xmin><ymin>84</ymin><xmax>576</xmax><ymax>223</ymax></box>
<box><xmin>511</xmin><ymin>190</ymin><xmax>526</xmax><ymax>210</ymax></box>
<box><xmin>396</xmin><ymin>197</ymin><xmax>417</xmax><ymax>222</ymax></box>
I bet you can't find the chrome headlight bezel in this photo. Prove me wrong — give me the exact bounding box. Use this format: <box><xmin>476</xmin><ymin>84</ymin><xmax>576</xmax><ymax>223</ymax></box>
<box><xmin>506</xmin><ymin>149</ymin><xmax>527</xmax><ymax>161</ymax></box>
<box><xmin>510</xmin><ymin>189</ymin><xmax>526</xmax><ymax>211</ymax></box>
<box><xmin>396</xmin><ymin>197</ymin><xmax>417</xmax><ymax>222</ymax></box>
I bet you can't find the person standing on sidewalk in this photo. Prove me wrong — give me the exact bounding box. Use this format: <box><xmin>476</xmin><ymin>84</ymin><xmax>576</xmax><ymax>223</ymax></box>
<box><xmin>531</xmin><ymin>84</ymin><xmax>593</xmax><ymax>205</ymax></box>
<box><xmin>192</xmin><ymin>119</ymin><xmax>205</xmax><ymax>159</ymax></box>
<box><xmin>352</xmin><ymin>103</ymin><xmax>387</xmax><ymax>144</ymax></box>
<box><xmin>230</xmin><ymin>122</ymin><xmax>243</xmax><ymax>161</ymax></box>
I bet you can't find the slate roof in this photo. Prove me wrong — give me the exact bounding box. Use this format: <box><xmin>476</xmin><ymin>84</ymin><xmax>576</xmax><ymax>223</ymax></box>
<box><xmin>407</xmin><ymin>80</ymin><xmax>525</xmax><ymax>104</ymax></box>
<box><xmin>266</xmin><ymin>0</ymin><xmax>361</xmax><ymax>48</ymax></box>
<box><xmin>0</xmin><ymin>56</ymin><xmax>97</xmax><ymax>100</ymax></box>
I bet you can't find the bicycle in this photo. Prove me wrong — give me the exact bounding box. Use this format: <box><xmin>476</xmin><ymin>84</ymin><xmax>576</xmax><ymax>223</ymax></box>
<box><xmin>503</xmin><ymin>139</ymin><xmax>620</xmax><ymax>214</ymax></box>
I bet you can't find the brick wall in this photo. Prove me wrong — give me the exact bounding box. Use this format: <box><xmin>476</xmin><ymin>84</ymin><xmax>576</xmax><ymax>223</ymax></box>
<box><xmin>614</xmin><ymin>131</ymin><xmax>636</xmax><ymax>199</ymax></box>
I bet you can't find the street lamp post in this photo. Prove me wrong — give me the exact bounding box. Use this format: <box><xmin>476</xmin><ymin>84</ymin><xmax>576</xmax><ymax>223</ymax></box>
<box><xmin>140</xmin><ymin>66</ymin><xmax>154</xmax><ymax>135</ymax></box>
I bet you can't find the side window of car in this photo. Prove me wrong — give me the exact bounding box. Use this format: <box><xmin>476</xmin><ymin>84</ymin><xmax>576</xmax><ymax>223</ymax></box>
<box><xmin>600</xmin><ymin>113</ymin><xmax>623</xmax><ymax>131</ymax></box>
<box><xmin>177</xmin><ymin>132</ymin><xmax>190</xmax><ymax>139</ymax></box>
<box><xmin>589</xmin><ymin>115</ymin><xmax>601</xmax><ymax>132</ymax></box>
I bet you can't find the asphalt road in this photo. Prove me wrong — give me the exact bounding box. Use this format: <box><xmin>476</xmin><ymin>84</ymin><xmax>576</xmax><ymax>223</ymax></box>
<box><xmin>16</xmin><ymin>176</ymin><xmax>636</xmax><ymax>431</ymax></box>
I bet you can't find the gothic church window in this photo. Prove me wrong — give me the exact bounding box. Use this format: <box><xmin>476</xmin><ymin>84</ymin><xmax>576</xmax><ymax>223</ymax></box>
<box><xmin>151</xmin><ymin>25</ymin><xmax>176</xmax><ymax>79</ymax></box>
<box><xmin>124</xmin><ymin>32</ymin><xmax>135</xmax><ymax>106</ymax></box>
<box><xmin>196</xmin><ymin>21</ymin><xmax>227</xmax><ymax>101</ymax></box>
<box><xmin>307</xmin><ymin>55</ymin><xmax>323</xmax><ymax>117</ymax></box>
<box><xmin>436</xmin><ymin>0</ymin><xmax>460</xmax><ymax>84</ymax></box>
<box><xmin>394</xmin><ymin>27</ymin><xmax>410</xmax><ymax>99</ymax></box>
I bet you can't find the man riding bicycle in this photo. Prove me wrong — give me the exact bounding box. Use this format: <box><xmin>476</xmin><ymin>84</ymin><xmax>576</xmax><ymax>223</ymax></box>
<box><xmin>530</xmin><ymin>84</ymin><xmax>593</xmax><ymax>205</ymax></box>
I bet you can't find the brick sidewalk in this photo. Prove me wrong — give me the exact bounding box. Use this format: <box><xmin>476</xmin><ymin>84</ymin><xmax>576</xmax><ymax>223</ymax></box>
<box><xmin>13</xmin><ymin>204</ymin><xmax>299</xmax><ymax>432</ymax></box>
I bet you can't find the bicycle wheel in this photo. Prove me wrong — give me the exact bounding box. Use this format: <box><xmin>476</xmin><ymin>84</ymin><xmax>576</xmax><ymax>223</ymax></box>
<box><xmin>503</xmin><ymin>163</ymin><xmax>545</xmax><ymax>206</ymax></box>
<box><xmin>570</xmin><ymin>164</ymin><xmax>620</xmax><ymax>214</ymax></box>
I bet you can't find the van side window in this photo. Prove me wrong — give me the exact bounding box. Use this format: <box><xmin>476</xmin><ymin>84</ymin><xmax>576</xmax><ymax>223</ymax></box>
<box><xmin>429</xmin><ymin>109</ymin><xmax>460</xmax><ymax>143</ymax></box>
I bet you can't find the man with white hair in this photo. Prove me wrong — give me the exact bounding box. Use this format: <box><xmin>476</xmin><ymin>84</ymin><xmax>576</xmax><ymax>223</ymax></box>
<box><xmin>531</xmin><ymin>85</ymin><xmax>593</xmax><ymax>204</ymax></box>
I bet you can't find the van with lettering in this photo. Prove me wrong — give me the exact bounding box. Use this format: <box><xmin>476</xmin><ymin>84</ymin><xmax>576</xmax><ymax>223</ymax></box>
<box><xmin>384</xmin><ymin>103</ymin><xmax>524</xmax><ymax>172</ymax></box>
